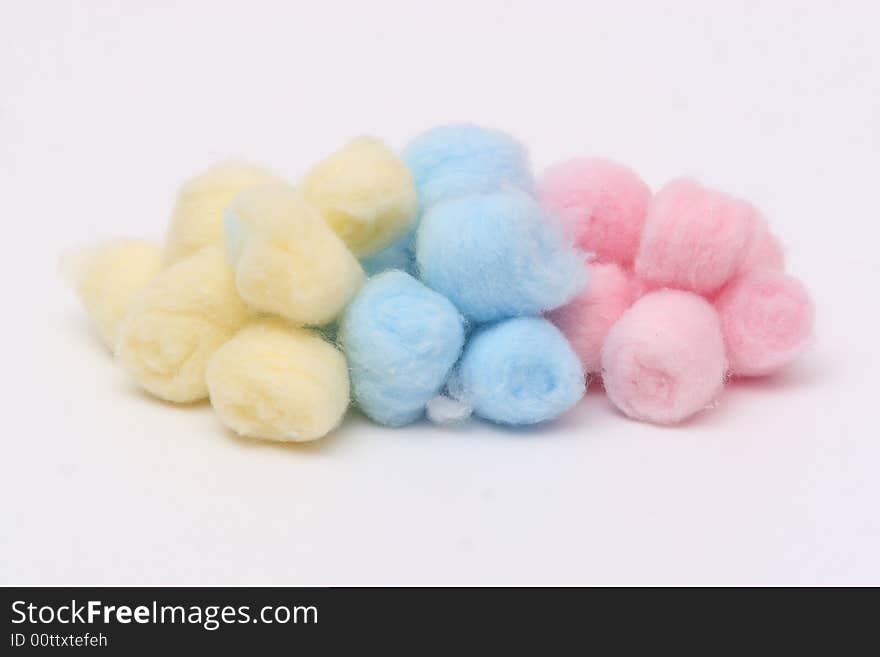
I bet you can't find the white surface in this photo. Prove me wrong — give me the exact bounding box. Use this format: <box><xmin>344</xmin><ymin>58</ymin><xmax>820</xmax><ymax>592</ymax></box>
<box><xmin>2</xmin><ymin>1</ymin><xmax>879</xmax><ymax>585</ymax></box>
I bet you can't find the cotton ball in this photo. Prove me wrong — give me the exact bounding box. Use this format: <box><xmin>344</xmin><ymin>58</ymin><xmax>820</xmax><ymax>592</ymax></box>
<box><xmin>601</xmin><ymin>289</ymin><xmax>727</xmax><ymax>425</ymax></box>
<box><xmin>549</xmin><ymin>262</ymin><xmax>638</xmax><ymax>374</ymax></box>
<box><xmin>339</xmin><ymin>270</ymin><xmax>465</xmax><ymax>427</ymax></box>
<box><xmin>206</xmin><ymin>320</ymin><xmax>349</xmax><ymax>442</ymax></box>
<box><xmin>453</xmin><ymin>317</ymin><xmax>585</xmax><ymax>426</ymax></box>
<box><xmin>403</xmin><ymin>123</ymin><xmax>533</xmax><ymax>208</ymax></box>
<box><xmin>539</xmin><ymin>158</ymin><xmax>651</xmax><ymax>266</ymax></box>
<box><xmin>164</xmin><ymin>161</ymin><xmax>284</xmax><ymax>264</ymax></box>
<box><xmin>416</xmin><ymin>190</ymin><xmax>587</xmax><ymax>323</ymax></box>
<box><xmin>300</xmin><ymin>136</ymin><xmax>418</xmax><ymax>257</ymax></box>
<box><xmin>715</xmin><ymin>271</ymin><xmax>814</xmax><ymax>377</ymax></box>
<box><xmin>225</xmin><ymin>183</ymin><xmax>364</xmax><ymax>325</ymax></box>
<box><xmin>635</xmin><ymin>179</ymin><xmax>759</xmax><ymax>296</ymax></box>
<box><xmin>61</xmin><ymin>240</ymin><xmax>163</xmax><ymax>349</ymax></box>
<box><xmin>116</xmin><ymin>246</ymin><xmax>251</xmax><ymax>403</ymax></box>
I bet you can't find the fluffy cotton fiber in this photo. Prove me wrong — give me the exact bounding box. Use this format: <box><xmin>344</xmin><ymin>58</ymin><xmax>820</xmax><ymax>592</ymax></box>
<box><xmin>61</xmin><ymin>240</ymin><xmax>164</xmax><ymax>349</ymax></box>
<box><xmin>539</xmin><ymin>158</ymin><xmax>651</xmax><ymax>267</ymax></box>
<box><xmin>451</xmin><ymin>317</ymin><xmax>585</xmax><ymax>426</ymax></box>
<box><xmin>635</xmin><ymin>179</ymin><xmax>760</xmax><ymax>296</ymax></box>
<box><xmin>601</xmin><ymin>289</ymin><xmax>727</xmax><ymax>424</ymax></box>
<box><xmin>225</xmin><ymin>184</ymin><xmax>364</xmax><ymax>326</ymax></box>
<box><xmin>417</xmin><ymin>189</ymin><xmax>586</xmax><ymax>323</ymax></box>
<box><xmin>164</xmin><ymin>161</ymin><xmax>284</xmax><ymax>264</ymax></box>
<box><xmin>360</xmin><ymin>231</ymin><xmax>416</xmax><ymax>276</ymax></box>
<box><xmin>549</xmin><ymin>262</ymin><xmax>638</xmax><ymax>374</ymax></box>
<box><xmin>206</xmin><ymin>320</ymin><xmax>349</xmax><ymax>441</ymax></box>
<box><xmin>115</xmin><ymin>246</ymin><xmax>252</xmax><ymax>403</ymax></box>
<box><xmin>339</xmin><ymin>271</ymin><xmax>465</xmax><ymax>427</ymax></box>
<box><xmin>715</xmin><ymin>270</ymin><xmax>814</xmax><ymax>376</ymax></box>
<box><xmin>300</xmin><ymin>136</ymin><xmax>418</xmax><ymax>257</ymax></box>
<box><xmin>425</xmin><ymin>394</ymin><xmax>474</xmax><ymax>425</ymax></box>
<box><xmin>404</xmin><ymin>123</ymin><xmax>533</xmax><ymax>208</ymax></box>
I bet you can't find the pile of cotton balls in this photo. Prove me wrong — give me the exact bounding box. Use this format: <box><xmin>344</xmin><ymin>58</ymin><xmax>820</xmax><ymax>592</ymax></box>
<box><xmin>63</xmin><ymin>124</ymin><xmax>814</xmax><ymax>442</ymax></box>
<box><xmin>541</xmin><ymin>160</ymin><xmax>814</xmax><ymax>424</ymax></box>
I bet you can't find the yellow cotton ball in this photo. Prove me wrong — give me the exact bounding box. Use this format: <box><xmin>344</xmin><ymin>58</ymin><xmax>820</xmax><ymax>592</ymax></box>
<box><xmin>206</xmin><ymin>320</ymin><xmax>350</xmax><ymax>442</ymax></box>
<box><xmin>164</xmin><ymin>161</ymin><xmax>284</xmax><ymax>264</ymax></box>
<box><xmin>300</xmin><ymin>136</ymin><xmax>418</xmax><ymax>256</ymax></box>
<box><xmin>61</xmin><ymin>240</ymin><xmax>164</xmax><ymax>349</ymax></box>
<box><xmin>226</xmin><ymin>183</ymin><xmax>364</xmax><ymax>325</ymax></box>
<box><xmin>116</xmin><ymin>246</ymin><xmax>251</xmax><ymax>403</ymax></box>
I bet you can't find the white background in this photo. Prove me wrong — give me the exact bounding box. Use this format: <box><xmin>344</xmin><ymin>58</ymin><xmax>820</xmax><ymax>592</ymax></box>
<box><xmin>2</xmin><ymin>1</ymin><xmax>878</xmax><ymax>585</ymax></box>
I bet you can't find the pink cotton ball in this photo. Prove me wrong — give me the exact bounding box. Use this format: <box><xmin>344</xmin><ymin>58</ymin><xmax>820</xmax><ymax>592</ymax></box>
<box><xmin>601</xmin><ymin>289</ymin><xmax>728</xmax><ymax>425</ymax></box>
<box><xmin>549</xmin><ymin>262</ymin><xmax>637</xmax><ymax>374</ymax></box>
<box><xmin>539</xmin><ymin>158</ymin><xmax>651</xmax><ymax>266</ymax></box>
<box><xmin>635</xmin><ymin>179</ymin><xmax>759</xmax><ymax>296</ymax></box>
<box><xmin>715</xmin><ymin>270</ymin><xmax>814</xmax><ymax>377</ymax></box>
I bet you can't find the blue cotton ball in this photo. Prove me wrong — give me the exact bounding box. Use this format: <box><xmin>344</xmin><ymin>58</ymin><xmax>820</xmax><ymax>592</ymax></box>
<box><xmin>416</xmin><ymin>189</ymin><xmax>587</xmax><ymax>323</ymax></box>
<box><xmin>452</xmin><ymin>317</ymin><xmax>586</xmax><ymax>426</ymax></box>
<box><xmin>339</xmin><ymin>270</ymin><xmax>466</xmax><ymax>427</ymax></box>
<box><xmin>403</xmin><ymin>123</ymin><xmax>533</xmax><ymax>208</ymax></box>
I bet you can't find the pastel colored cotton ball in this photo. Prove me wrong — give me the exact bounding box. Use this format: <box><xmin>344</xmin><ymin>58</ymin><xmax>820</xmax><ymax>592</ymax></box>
<box><xmin>206</xmin><ymin>320</ymin><xmax>349</xmax><ymax>442</ymax></box>
<box><xmin>635</xmin><ymin>179</ymin><xmax>759</xmax><ymax>296</ymax></box>
<box><xmin>549</xmin><ymin>262</ymin><xmax>638</xmax><ymax>374</ymax></box>
<box><xmin>61</xmin><ymin>240</ymin><xmax>163</xmax><ymax>349</ymax></box>
<box><xmin>164</xmin><ymin>161</ymin><xmax>284</xmax><ymax>264</ymax></box>
<box><xmin>601</xmin><ymin>289</ymin><xmax>727</xmax><ymax>425</ymax></box>
<box><xmin>339</xmin><ymin>271</ymin><xmax>465</xmax><ymax>427</ymax></box>
<box><xmin>225</xmin><ymin>183</ymin><xmax>364</xmax><ymax>326</ymax></box>
<box><xmin>116</xmin><ymin>246</ymin><xmax>252</xmax><ymax>403</ymax></box>
<box><xmin>715</xmin><ymin>271</ymin><xmax>814</xmax><ymax>377</ymax></box>
<box><xmin>403</xmin><ymin>123</ymin><xmax>533</xmax><ymax>208</ymax></box>
<box><xmin>300</xmin><ymin>136</ymin><xmax>418</xmax><ymax>256</ymax></box>
<box><xmin>453</xmin><ymin>317</ymin><xmax>585</xmax><ymax>426</ymax></box>
<box><xmin>539</xmin><ymin>158</ymin><xmax>651</xmax><ymax>266</ymax></box>
<box><xmin>416</xmin><ymin>190</ymin><xmax>586</xmax><ymax>323</ymax></box>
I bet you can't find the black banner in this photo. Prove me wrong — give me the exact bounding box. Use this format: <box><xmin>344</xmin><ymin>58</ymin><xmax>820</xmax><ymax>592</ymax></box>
<box><xmin>2</xmin><ymin>586</ymin><xmax>857</xmax><ymax>650</ymax></box>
